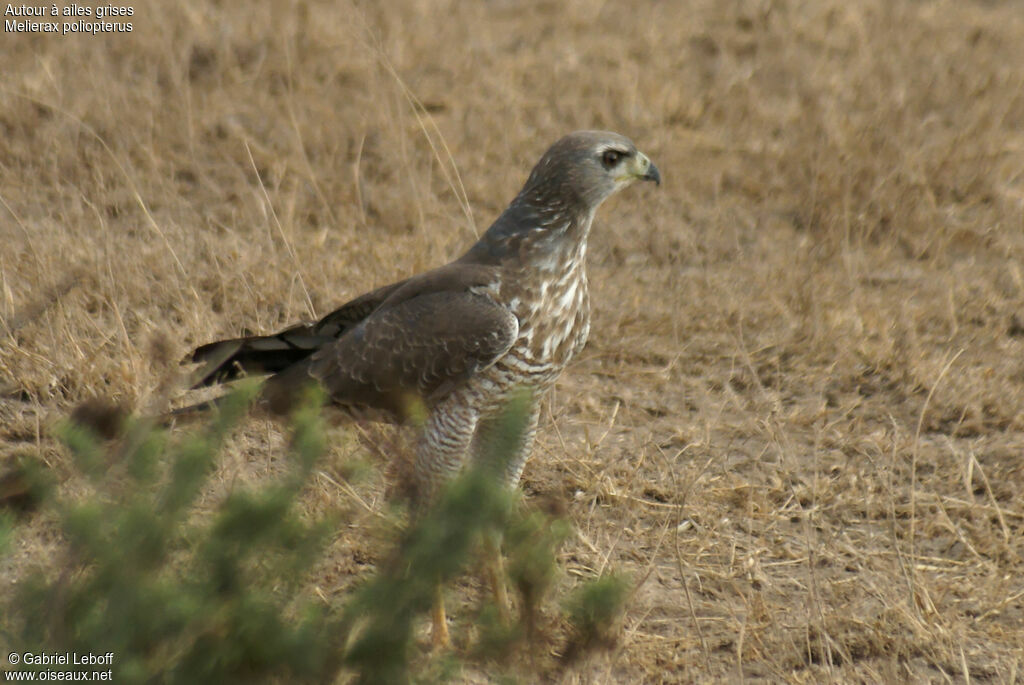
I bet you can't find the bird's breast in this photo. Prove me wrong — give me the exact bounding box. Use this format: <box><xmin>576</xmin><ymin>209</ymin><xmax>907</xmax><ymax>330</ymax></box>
<box><xmin>502</xmin><ymin>259</ymin><xmax>591</xmax><ymax>381</ymax></box>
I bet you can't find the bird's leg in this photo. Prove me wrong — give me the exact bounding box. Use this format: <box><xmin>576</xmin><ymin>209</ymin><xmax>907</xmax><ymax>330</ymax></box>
<box><xmin>431</xmin><ymin>583</ymin><xmax>450</xmax><ymax>649</ymax></box>
<box><xmin>415</xmin><ymin>393</ymin><xmax>479</xmax><ymax>649</ymax></box>
<box><xmin>413</xmin><ymin>394</ymin><xmax>479</xmax><ymax>501</ymax></box>
<box><xmin>484</xmin><ymin>530</ymin><xmax>510</xmax><ymax>623</ymax></box>
<box><xmin>470</xmin><ymin>400</ymin><xmax>541</xmax><ymax>489</ymax></box>
<box><xmin>470</xmin><ymin>402</ymin><xmax>542</xmax><ymax>623</ymax></box>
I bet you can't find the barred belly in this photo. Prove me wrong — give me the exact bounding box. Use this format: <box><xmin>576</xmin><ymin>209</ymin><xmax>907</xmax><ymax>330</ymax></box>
<box><xmin>414</xmin><ymin>244</ymin><xmax>592</xmax><ymax>495</ymax></box>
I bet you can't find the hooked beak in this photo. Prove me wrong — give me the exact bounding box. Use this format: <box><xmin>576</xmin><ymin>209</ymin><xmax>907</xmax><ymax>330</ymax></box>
<box><xmin>636</xmin><ymin>152</ymin><xmax>661</xmax><ymax>186</ymax></box>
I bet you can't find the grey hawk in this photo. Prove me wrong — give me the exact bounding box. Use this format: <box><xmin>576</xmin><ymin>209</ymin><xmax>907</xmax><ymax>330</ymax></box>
<box><xmin>185</xmin><ymin>130</ymin><xmax>660</xmax><ymax>644</ymax></box>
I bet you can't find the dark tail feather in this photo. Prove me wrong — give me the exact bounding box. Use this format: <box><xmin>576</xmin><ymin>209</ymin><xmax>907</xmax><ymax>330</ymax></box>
<box><xmin>184</xmin><ymin>282</ymin><xmax>403</xmax><ymax>389</ymax></box>
<box><xmin>186</xmin><ymin>328</ymin><xmax>333</xmax><ymax>389</ymax></box>
<box><xmin>168</xmin><ymin>366</ymin><xmax>321</xmax><ymax>424</ymax></box>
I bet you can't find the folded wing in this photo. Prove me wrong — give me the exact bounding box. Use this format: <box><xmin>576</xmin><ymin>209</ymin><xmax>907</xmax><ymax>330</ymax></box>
<box><xmin>263</xmin><ymin>289</ymin><xmax>518</xmax><ymax>420</ymax></box>
<box><xmin>187</xmin><ymin>280</ymin><xmax>408</xmax><ymax>388</ymax></box>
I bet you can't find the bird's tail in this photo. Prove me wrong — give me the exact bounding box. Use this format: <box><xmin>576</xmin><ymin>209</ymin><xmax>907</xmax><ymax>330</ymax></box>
<box><xmin>167</xmin><ymin>364</ymin><xmax>325</xmax><ymax>424</ymax></box>
<box><xmin>186</xmin><ymin>324</ymin><xmax>334</xmax><ymax>389</ymax></box>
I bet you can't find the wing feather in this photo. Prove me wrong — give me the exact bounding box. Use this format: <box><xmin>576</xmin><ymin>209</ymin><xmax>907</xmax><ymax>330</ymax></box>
<box><xmin>187</xmin><ymin>280</ymin><xmax>407</xmax><ymax>388</ymax></box>
<box><xmin>263</xmin><ymin>290</ymin><xmax>517</xmax><ymax>420</ymax></box>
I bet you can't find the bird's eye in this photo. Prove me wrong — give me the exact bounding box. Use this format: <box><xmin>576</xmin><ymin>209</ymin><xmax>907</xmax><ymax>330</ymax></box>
<box><xmin>601</xmin><ymin>149</ymin><xmax>623</xmax><ymax>168</ymax></box>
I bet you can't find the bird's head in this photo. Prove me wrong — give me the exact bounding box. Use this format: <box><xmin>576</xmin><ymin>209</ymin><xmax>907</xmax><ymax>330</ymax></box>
<box><xmin>467</xmin><ymin>131</ymin><xmax>660</xmax><ymax>263</ymax></box>
<box><xmin>520</xmin><ymin>130</ymin><xmax>661</xmax><ymax>212</ymax></box>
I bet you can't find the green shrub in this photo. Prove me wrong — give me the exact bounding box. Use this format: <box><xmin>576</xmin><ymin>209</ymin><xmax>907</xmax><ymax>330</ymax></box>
<box><xmin>3</xmin><ymin>385</ymin><xmax>628</xmax><ymax>683</ymax></box>
<box><xmin>8</xmin><ymin>382</ymin><xmax>340</xmax><ymax>684</ymax></box>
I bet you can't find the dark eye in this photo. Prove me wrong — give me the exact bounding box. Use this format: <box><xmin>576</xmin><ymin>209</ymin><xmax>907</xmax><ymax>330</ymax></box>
<box><xmin>601</xmin><ymin>149</ymin><xmax>623</xmax><ymax>168</ymax></box>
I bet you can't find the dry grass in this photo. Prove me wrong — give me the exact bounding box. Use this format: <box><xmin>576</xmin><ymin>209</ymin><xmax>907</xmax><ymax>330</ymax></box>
<box><xmin>3</xmin><ymin>0</ymin><xmax>1024</xmax><ymax>681</ymax></box>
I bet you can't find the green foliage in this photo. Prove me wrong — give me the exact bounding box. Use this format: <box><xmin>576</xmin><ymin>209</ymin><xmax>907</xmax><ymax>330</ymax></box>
<box><xmin>0</xmin><ymin>511</ymin><xmax>12</xmax><ymax>558</ymax></box>
<box><xmin>561</xmin><ymin>573</ymin><xmax>631</xmax><ymax>663</ymax></box>
<box><xmin>339</xmin><ymin>395</ymin><xmax>531</xmax><ymax>684</ymax></box>
<box><xmin>470</xmin><ymin>601</ymin><xmax>522</xmax><ymax>663</ymax></box>
<box><xmin>3</xmin><ymin>384</ymin><xmax>629</xmax><ymax>683</ymax></box>
<box><xmin>505</xmin><ymin>509</ymin><xmax>572</xmax><ymax>619</ymax></box>
<box><xmin>9</xmin><ymin>381</ymin><xmax>341</xmax><ymax>684</ymax></box>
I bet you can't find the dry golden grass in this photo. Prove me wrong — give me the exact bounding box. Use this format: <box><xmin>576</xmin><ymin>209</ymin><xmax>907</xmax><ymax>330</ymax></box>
<box><xmin>3</xmin><ymin>0</ymin><xmax>1024</xmax><ymax>681</ymax></box>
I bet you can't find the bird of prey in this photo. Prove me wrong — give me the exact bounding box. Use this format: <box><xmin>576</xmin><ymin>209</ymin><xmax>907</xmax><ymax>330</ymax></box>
<box><xmin>185</xmin><ymin>130</ymin><xmax>660</xmax><ymax>645</ymax></box>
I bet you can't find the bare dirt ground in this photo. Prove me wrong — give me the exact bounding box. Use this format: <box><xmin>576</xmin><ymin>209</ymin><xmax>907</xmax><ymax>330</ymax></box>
<box><xmin>3</xmin><ymin>0</ymin><xmax>1024</xmax><ymax>682</ymax></box>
